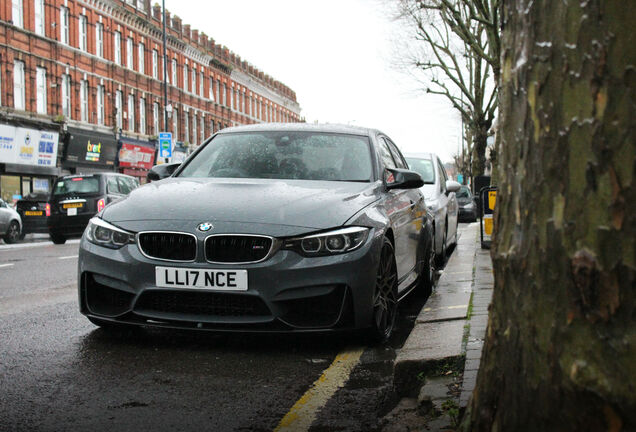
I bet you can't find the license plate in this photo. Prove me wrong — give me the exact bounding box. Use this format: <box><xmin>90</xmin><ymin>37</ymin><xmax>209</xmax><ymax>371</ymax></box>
<box><xmin>67</xmin><ymin>208</ymin><xmax>77</xmax><ymax>216</ymax></box>
<box><xmin>25</xmin><ymin>211</ymin><xmax>43</xmax><ymax>216</ymax></box>
<box><xmin>63</xmin><ymin>203</ymin><xmax>83</xmax><ymax>209</ymax></box>
<box><xmin>155</xmin><ymin>266</ymin><xmax>248</xmax><ymax>291</ymax></box>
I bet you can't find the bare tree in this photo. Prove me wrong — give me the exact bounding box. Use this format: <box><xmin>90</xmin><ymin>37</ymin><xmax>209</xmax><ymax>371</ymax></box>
<box><xmin>392</xmin><ymin>0</ymin><xmax>500</xmax><ymax>178</ymax></box>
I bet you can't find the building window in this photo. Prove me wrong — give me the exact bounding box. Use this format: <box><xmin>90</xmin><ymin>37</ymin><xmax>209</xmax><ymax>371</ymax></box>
<box><xmin>114</xmin><ymin>32</ymin><xmax>122</xmax><ymax>65</ymax></box>
<box><xmin>115</xmin><ymin>90</ymin><xmax>123</xmax><ymax>129</ymax></box>
<box><xmin>199</xmin><ymin>71</ymin><xmax>204</xmax><ymax>97</ymax></box>
<box><xmin>172</xmin><ymin>108</ymin><xmax>178</xmax><ymax>140</ymax></box>
<box><xmin>152</xmin><ymin>50</ymin><xmax>158</xmax><ymax>79</ymax></box>
<box><xmin>13</xmin><ymin>60</ymin><xmax>25</xmax><ymax>110</ymax></box>
<box><xmin>192</xmin><ymin>113</ymin><xmax>197</xmax><ymax>145</ymax></box>
<box><xmin>96</xmin><ymin>85</ymin><xmax>104</xmax><ymax>125</ymax></box>
<box><xmin>209</xmin><ymin>77</ymin><xmax>214</xmax><ymax>101</ymax></box>
<box><xmin>80</xmin><ymin>80</ymin><xmax>88</xmax><ymax>122</ymax></box>
<box><xmin>127</xmin><ymin>38</ymin><xmax>134</xmax><ymax>69</ymax></box>
<box><xmin>34</xmin><ymin>0</ymin><xmax>45</xmax><ymax>36</ymax></box>
<box><xmin>230</xmin><ymin>87</ymin><xmax>234</xmax><ymax>110</ymax></box>
<box><xmin>127</xmin><ymin>94</ymin><xmax>135</xmax><ymax>132</ymax></box>
<box><xmin>210</xmin><ymin>119</ymin><xmax>215</xmax><ymax>134</ymax></box>
<box><xmin>60</xmin><ymin>7</ymin><xmax>70</xmax><ymax>45</ymax></box>
<box><xmin>139</xmin><ymin>98</ymin><xmax>146</xmax><ymax>134</ymax></box>
<box><xmin>138</xmin><ymin>43</ymin><xmax>145</xmax><ymax>74</ymax></box>
<box><xmin>0</xmin><ymin>62</ymin><xmax>3</xmax><ymax>106</ymax></box>
<box><xmin>79</xmin><ymin>15</ymin><xmax>88</xmax><ymax>52</ymax></box>
<box><xmin>191</xmin><ymin>67</ymin><xmax>196</xmax><ymax>94</ymax></box>
<box><xmin>184</xmin><ymin>112</ymin><xmax>189</xmax><ymax>143</ymax></box>
<box><xmin>153</xmin><ymin>102</ymin><xmax>159</xmax><ymax>135</ymax></box>
<box><xmin>183</xmin><ymin>64</ymin><xmax>188</xmax><ymax>92</ymax></box>
<box><xmin>36</xmin><ymin>67</ymin><xmax>47</xmax><ymax>114</ymax></box>
<box><xmin>222</xmin><ymin>84</ymin><xmax>226</xmax><ymax>106</ymax></box>
<box><xmin>12</xmin><ymin>0</ymin><xmax>23</xmax><ymax>28</ymax></box>
<box><xmin>200</xmin><ymin>115</ymin><xmax>205</xmax><ymax>143</ymax></box>
<box><xmin>171</xmin><ymin>59</ymin><xmax>177</xmax><ymax>85</ymax></box>
<box><xmin>95</xmin><ymin>23</ymin><xmax>104</xmax><ymax>58</ymax></box>
<box><xmin>215</xmin><ymin>80</ymin><xmax>220</xmax><ymax>103</ymax></box>
<box><xmin>61</xmin><ymin>74</ymin><xmax>71</xmax><ymax>117</ymax></box>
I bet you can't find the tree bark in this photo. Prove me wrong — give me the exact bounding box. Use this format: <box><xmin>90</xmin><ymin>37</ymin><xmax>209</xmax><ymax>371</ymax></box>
<box><xmin>466</xmin><ymin>0</ymin><xmax>635</xmax><ymax>430</ymax></box>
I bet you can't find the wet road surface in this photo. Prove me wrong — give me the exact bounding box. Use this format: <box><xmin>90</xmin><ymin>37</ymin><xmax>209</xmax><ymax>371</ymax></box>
<box><xmin>0</xmin><ymin>235</ymin><xmax>446</xmax><ymax>431</ymax></box>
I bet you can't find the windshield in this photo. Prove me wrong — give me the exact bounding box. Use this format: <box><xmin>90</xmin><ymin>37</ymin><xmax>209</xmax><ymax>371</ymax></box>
<box><xmin>53</xmin><ymin>177</ymin><xmax>100</xmax><ymax>195</ymax></box>
<box><xmin>405</xmin><ymin>158</ymin><xmax>435</xmax><ymax>183</ymax></box>
<box><xmin>457</xmin><ymin>186</ymin><xmax>472</xmax><ymax>199</ymax></box>
<box><xmin>178</xmin><ymin>132</ymin><xmax>373</xmax><ymax>182</ymax></box>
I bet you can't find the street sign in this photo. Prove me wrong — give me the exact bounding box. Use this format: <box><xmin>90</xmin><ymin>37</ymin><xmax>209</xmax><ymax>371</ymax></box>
<box><xmin>158</xmin><ymin>132</ymin><xmax>172</xmax><ymax>158</ymax></box>
<box><xmin>457</xmin><ymin>174</ymin><xmax>464</xmax><ymax>184</ymax></box>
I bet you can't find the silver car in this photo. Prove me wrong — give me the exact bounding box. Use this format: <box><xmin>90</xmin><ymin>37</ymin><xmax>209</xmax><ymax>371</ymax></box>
<box><xmin>405</xmin><ymin>153</ymin><xmax>460</xmax><ymax>266</ymax></box>
<box><xmin>0</xmin><ymin>198</ymin><xmax>22</xmax><ymax>244</ymax></box>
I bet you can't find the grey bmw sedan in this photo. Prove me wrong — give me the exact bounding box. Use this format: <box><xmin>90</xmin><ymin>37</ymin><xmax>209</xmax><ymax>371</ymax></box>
<box><xmin>78</xmin><ymin>124</ymin><xmax>434</xmax><ymax>341</ymax></box>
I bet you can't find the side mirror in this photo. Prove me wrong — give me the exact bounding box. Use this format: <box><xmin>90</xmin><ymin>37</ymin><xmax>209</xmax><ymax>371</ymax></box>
<box><xmin>147</xmin><ymin>163</ymin><xmax>181</xmax><ymax>182</ymax></box>
<box><xmin>445</xmin><ymin>180</ymin><xmax>461</xmax><ymax>195</ymax></box>
<box><xmin>385</xmin><ymin>168</ymin><xmax>425</xmax><ymax>190</ymax></box>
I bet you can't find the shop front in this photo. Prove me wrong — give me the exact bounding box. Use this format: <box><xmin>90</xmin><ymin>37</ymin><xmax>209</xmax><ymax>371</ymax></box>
<box><xmin>117</xmin><ymin>137</ymin><xmax>156</xmax><ymax>184</ymax></box>
<box><xmin>62</xmin><ymin>127</ymin><xmax>117</xmax><ymax>175</ymax></box>
<box><xmin>0</xmin><ymin>123</ymin><xmax>60</xmax><ymax>204</ymax></box>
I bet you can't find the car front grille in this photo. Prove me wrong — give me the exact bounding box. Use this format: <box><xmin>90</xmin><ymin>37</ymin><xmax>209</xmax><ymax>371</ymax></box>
<box><xmin>138</xmin><ymin>232</ymin><xmax>197</xmax><ymax>261</ymax></box>
<box><xmin>134</xmin><ymin>290</ymin><xmax>271</xmax><ymax>317</ymax></box>
<box><xmin>205</xmin><ymin>235</ymin><xmax>273</xmax><ymax>263</ymax></box>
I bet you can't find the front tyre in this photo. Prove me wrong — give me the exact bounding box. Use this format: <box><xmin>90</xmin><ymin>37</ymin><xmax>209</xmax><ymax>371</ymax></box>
<box><xmin>3</xmin><ymin>221</ymin><xmax>20</xmax><ymax>244</ymax></box>
<box><xmin>370</xmin><ymin>237</ymin><xmax>398</xmax><ymax>344</ymax></box>
<box><xmin>50</xmin><ymin>233</ymin><xmax>66</xmax><ymax>245</ymax></box>
<box><xmin>418</xmin><ymin>237</ymin><xmax>435</xmax><ymax>296</ymax></box>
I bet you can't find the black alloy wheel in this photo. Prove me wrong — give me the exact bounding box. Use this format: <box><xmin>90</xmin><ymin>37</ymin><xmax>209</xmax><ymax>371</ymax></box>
<box><xmin>418</xmin><ymin>238</ymin><xmax>435</xmax><ymax>296</ymax></box>
<box><xmin>50</xmin><ymin>233</ymin><xmax>66</xmax><ymax>245</ymax></box>
<box><xmin>435</xmin><ymin>227</ymin><xmax>447</xmax><ymax>267</ymax></box>
<box><xmin>370</xmin><ymin>237</ymin><xmax>398</xmax><ymax>343</ymax></box>
<box><xmin>4</xmin><ymin>221</ymin><xmax>20</xmax><ymax>244</ymax></box>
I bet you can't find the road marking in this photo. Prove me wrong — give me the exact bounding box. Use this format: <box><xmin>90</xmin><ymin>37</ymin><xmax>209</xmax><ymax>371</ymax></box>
<box><xmin>58</xmin><ymin>255</ymin><xmax>79</xmax><ymax>260</ymax></box>
<box><xmin>274</xmin><ymin>347</ymin><xmax>364</xmax><ymax>432</ymax></box>
<box><xmin>0</xmin><ymin>239</ymin><xmax>80</xmax><ymax>251</ymax></box>
<box><xmin>0</xmin><ymin>263</ymin><xmax>14</xmax><ymax>268</ymax></box>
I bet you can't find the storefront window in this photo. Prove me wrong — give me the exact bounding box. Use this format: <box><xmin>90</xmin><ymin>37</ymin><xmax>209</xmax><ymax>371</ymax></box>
<box><xmin>1</xmin><ymin>175</ymin><xmax>21</xmax><ymax>204</ymax></box>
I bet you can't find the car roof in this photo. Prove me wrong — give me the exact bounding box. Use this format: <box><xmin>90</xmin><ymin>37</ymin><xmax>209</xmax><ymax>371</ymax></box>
<box><xmin>216</xmin><ymin>122</ymin><xmax>382</xmax><ymax>137</ymax></box>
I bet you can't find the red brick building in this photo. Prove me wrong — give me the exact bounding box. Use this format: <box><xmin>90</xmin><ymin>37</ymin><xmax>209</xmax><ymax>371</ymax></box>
<box><xmin>0</xmin><ymin>0</ymin><xmax>302</xmax><ymax>201</ymax></box>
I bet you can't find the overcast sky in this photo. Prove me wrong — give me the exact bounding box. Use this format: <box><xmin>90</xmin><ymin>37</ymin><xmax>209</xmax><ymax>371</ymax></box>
<box><xmin>164</xmin><ymin>0</ymin><xmax>462</xmax><ymax>162</ymax></box>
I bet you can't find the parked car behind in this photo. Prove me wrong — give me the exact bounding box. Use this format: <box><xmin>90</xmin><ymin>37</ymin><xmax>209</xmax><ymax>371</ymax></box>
<box><xmin>405</xmin><ymin>153</ymin><xmax>461</xmax><ymax>266</ymax></box>
<box><xmin>48</xmin><ymin>173</ymin><xmax>139</xmax><ymax>244</ymax></box>
<box><xmin>0</xmin><ymin>198</ymin><xmax>22</xmax><ymax>244</ymax></box>
<box><xmin>16</xmin><ymin>191</ymin><xmax>50</xmax><ymax>237</ymax></box>
<box><xmin>456</xmin><ymin>185</ymin><xmax>477</xmax><ymax>222</ymax></box>
<box><xmin>78</xmin><ymin>123</ymin><xmax>435</xmax><ymax>342</ymax></box>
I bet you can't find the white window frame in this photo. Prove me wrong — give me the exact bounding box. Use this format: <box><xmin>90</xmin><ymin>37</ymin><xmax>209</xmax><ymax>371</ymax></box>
<box><xmin>13</xmin><ymin>60</ymin><xmax>25</xmax><ymax>110</ymax></box>
<box><xmin>172</xmin><ymin>108</ymin><xmax>178</xmax><ymax>140</ymax></box>
<box><xmin>153</xmin><ymin>102</ymin><xmax>159</xmax><ymax>135</ymax></box>
<box><xmin>79</xmin><ymin>15</ymin><xmax>88</xmax><ymax>52</ymax></box>
<box><xmin>200</xmin><ymin>114</ymin><xmax>204</xmax><ymax>143</ymax></box>
<box><xmin>60</xmin><ymin>6</ymin><xmax>70</xmax><ymax>45</ymax></box>
<box><xmin>12</xmin><ymin>0</ymin><xmax>23</xmax><ymax>28</ymax></box>
<box><xmin>139</xmin><ymin>98</ymin><xmax>146</xmax><ymax>134</ymax></box>
<box><xmin>115</xmin><ymin>90</ymin><xmax>123</xmax><ymax>129</ymax></box>
<box><xmin>127</xmin><ymin>94</ymin><xmax>135</xmax><ymax>132</ymax></box>
<box><xmin>61</xmin><ymin>74</ymin><xmax>71</xmax><ymax>117</ymax></box>
<box><xmin>208</xmin><ymin>77</ymin><xmax>214</xmax><ymax>101</ymax></box>
<box><xmin>222</xmin><ymin>84</ymin><xmax>226</xmax><ymax>106</ymax></box>
<box><xmin>34</xmin><ymin>0</ymin><xmax>45</xmax><ymax>36</ymax></box>
<box><xmin>183</xmin><ymin>64</ymin><xmax>188</xmax><ymax>92</ymax></box>
<box><xmin>199</xmin><ymin>71</ymin><xmax>204</xmax><ymax>97</ymax></box>
<box><xmin>192</xmin><ymin>112</ymin><xmax>197</xmax><ymax>145</ymax></box>
<box><xmin>126</xmin><ymin>37</ymin><xmax>134</xmax><ymax>70</ymax></box>
<box><xmin>138</xmin><ymin>42</ymin><xmax>145</xmax><ymax>74</ymax></box>
<box><xmin>96</xmin><ymin>85</ymin><xmax>104</xmax><ymax>125</ymax></box>
<box><xmin>171</xmin><ymin>59</ymin><xmax>177</xmax><ymax>85</ymax></box>
<box><xmin>95</xmin><ymin>23</ymin><xmax>104</xmax><ymax>58</ymax></box>
<box><xmin>36</xmin><ymin>67</ymin><xmax>47</xmax><ymax>114</ymax></box>
<box><xmin>215</xmin><ymin>80</ymin><xmax>220</xmax><ymax>103</ymax></box>
<box><xmin>184</xmin><ymin>112</ymin><xmax>189</xmax><ymax>143</ymax></box>
<box><xmin>152</xmin><ymin>50</ymin><xmax>158</xmax><ymax>79</ymax></box>
<box><xmin>80</xmin><ymin>80</ymin><xmax>88</xmax><ymax>122</ymax></box>
<box><xmin>191</xmin><ymin>67</ymin><xmax>196</xmax><ymax>94</ymax></box>
<box><xmin>114</xmin><ymin>32</ymin><xmax>122</xmax><ymax>65</ymax></box>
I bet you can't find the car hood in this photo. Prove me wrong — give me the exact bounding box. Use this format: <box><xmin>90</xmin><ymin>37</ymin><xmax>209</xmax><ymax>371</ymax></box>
<box><xmin>102</xmin><ymin>177</ymin><xmax>381</xmax><ymax>233</ymax></box>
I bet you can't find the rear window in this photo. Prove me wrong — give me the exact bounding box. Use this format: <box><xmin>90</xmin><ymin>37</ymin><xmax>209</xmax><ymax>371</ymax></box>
<box><xmin>405</xmin><ymin>158</ymin><xmax>435</xmax><ymax>184</ymax></box>
<box><xmin>53</xmin><ymin>177</ymin><xmax>101</xmax><ymax>195</ymax></box>
<box><xmin>457</xmin><ymin>186</ymin><xmax>472</xmax><ymax>199</ymax></box>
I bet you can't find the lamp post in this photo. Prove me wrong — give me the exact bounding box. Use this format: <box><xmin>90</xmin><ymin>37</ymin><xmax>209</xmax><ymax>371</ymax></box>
<box><xmin>161</xmin><ymin>0</ymin><xmax>169</xmax><ymax>131</ymax></box>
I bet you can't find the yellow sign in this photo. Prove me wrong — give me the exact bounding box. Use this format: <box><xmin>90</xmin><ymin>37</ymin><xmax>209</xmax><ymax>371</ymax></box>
<box><xmin>24</xmin><ymin>210</ymin><xmax>43</xmax><ymax>216</ymax></box>
<box><xmin>488</xmin><ymin>190</ymin><xmax>497</xmax><ymax>211</ymax></box>
<box><xmin>63</xmin><ymin>203</ymin><xmax>83</xmax><ymax>209</ymax></box>
<box><xmin>484</xmin><ymin>215</ymin><xmax>493</xmax><ymax>236</ymax></box>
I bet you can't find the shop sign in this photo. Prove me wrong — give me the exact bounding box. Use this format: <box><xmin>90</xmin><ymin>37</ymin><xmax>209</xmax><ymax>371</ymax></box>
<box><xmin>65</xmin><ymin>128</ymin><xmax>116</xmax><ymax>167</ymax></box>
<box><xmin>0</xmin><ymin>124</ymin><xmax>58</xmax><ymax>167</ymax></box>
<box><xmin>118</xmin><ymin>143</ymin><xmax>155</xmax><ymax>169</ymax></box>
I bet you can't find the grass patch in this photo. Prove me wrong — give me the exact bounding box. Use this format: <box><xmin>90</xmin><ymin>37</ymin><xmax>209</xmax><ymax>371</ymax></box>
<box><xmin>415</xmin><ymin>356</ymin><xmax>465</xmax><ymax>382</ymax></box>
<box><xmin>441</xmin><ymin>399</ymin><xmax>461</xmax><ymax>427</ymax></box>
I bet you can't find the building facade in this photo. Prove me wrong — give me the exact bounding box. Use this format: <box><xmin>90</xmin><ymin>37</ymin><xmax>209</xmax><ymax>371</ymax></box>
<box><xmin>0</xmin><ymin>0</ymin><xmax>302</xmax><ymax>202</ymax></box>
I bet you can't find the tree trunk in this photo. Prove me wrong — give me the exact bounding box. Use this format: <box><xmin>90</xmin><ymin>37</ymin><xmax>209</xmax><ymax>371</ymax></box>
<box><xmin>466</xmin><ymin>0</ymin><xmax>635</xmax><ymax>430</ymax></box>
<box><xmin>471</xmin><ymin>122</ymin><xmax>489</xmax><ymax>177</ymax></box>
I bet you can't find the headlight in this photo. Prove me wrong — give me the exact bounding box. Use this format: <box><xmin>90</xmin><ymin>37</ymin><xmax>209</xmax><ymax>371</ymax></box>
<box><xmin>283</xmin><ymin>227</ymin><xmax>370</xmax><ymax>256</ymax></box>
<box><xmin>85</xmin><ymin>217</ymin><xmax>135</xmax><ymax>249</ymax></box>
<box><xmin>461</xmin><ymin>202</ymin><xmax>474</xmax><ymax>209</ymax></box>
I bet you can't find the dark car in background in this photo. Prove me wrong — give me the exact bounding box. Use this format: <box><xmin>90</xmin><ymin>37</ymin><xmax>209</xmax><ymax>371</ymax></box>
<box><xmin>405</xmin><ymin>153</ymin><xmax>461</xmax><ymax>266</ymax></box>
<box><xmin>78</xmin><ymin>123</ymin><xmax>435</xmax><ymax>342</ymax></box>
<box><xmin>456</xmin><ymin>186</ymin><xmax>477</xmax><ymax>222</ymax></box>
<box><xmin>48</xmin><ymin>173</ymin><xmax>139</xmax><ymax>244</ymax></box>
<box><xmin>16</xmin><ymin>191</ymin><xmax>50</xmax><ymax>237</ymax></box>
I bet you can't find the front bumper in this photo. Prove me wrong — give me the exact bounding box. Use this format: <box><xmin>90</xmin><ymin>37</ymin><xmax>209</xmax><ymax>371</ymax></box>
<box><xmin>78</xmin><ymin>229</ymin><xmax>381</xmax><ymax>332</ymax></box>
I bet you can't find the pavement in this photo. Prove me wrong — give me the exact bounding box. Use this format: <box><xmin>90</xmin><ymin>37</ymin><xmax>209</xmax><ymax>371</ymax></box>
<box><xmin>382</xmin><ymin>222</ymin><xmax>494</xmax><ymax>431</ymax></box>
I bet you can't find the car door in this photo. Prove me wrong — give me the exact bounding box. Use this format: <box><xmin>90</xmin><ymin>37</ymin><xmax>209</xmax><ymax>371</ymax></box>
<box><xmin>377</xmin><ymin>136</ymin><xmax>416</xmax><ymax>288</ymax></box>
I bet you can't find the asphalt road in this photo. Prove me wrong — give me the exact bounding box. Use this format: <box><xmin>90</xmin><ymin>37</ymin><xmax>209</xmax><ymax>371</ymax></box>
<box><xmin>0</xmin><ymin>237</ymin><xmax>437</xmax><ymax>432</ymax></box>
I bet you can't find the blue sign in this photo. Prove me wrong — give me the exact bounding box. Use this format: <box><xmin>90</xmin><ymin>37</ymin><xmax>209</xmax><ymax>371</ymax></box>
<box><xmin>457</xmin><ymin>174</ymin><xmax>464</xmax><ymax>184</ymax></box>
<box><xmin>159</xmin><ymin>132</ymin><xmax>172</xmax><ymax>158</ymax></box>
